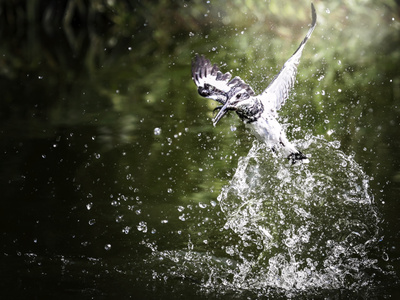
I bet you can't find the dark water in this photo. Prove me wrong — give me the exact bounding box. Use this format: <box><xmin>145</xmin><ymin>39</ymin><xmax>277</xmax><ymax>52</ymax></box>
<box><xmin>1</xmin><ymin>1</ymin><xmax>400</xmax><ymax>299</ymax></box>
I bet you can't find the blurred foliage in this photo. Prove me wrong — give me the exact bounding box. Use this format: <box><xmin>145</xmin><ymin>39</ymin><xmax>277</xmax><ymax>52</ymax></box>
<box><xmin>0</xmin><ymin>0</ymin><xmax>400</xmax><ymax>178</ymax></box>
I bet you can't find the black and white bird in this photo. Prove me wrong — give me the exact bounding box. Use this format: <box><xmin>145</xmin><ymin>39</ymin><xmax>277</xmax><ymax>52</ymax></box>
<box><xmin>192</xmin><ymin>4</ymin><xmax>317</xmax><ymax>164</ymax></box>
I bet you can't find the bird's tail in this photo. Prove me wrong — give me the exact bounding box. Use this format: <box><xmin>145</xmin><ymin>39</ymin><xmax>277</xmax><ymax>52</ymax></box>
<box><xmin>288</xmin><ymin>151</ymin><xmax>308</xmax><ymax>164</ymax></box>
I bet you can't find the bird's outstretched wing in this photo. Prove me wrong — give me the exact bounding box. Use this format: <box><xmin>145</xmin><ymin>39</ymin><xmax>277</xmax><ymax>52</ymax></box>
<box><xmin>191</xmin><ymin>55</ymin><xmax>255</xmax><ymax>104</ymax></box>
<box><xmin>261</xmin><ymin>3</ymin><xmax>317</xmax><ymax>112</ymax></box>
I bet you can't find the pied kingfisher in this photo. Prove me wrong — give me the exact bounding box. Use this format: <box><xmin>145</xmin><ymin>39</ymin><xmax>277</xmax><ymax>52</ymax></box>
<box><xmin>192</xmin><ymin>4</ymin><xmax>317</xmax><ymax>164</ymax></box>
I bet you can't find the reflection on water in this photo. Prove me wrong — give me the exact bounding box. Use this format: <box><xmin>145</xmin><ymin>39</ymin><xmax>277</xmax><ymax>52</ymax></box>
<box><xmin>150</xmin><ymin>135</ymin><xmax>383</xmax><ymax>298</ymax></box>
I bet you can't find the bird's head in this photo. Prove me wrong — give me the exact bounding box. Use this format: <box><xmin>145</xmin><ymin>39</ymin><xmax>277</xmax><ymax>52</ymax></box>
<box><xmin>213</xmin><ymin>86</ymin><xmax>258</xmax><ymax>126</ymax></box>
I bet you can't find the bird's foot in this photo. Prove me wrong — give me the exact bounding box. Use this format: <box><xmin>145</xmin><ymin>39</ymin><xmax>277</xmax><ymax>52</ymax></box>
<box><xmin>288</xmin><ymin>151</ymin><xmax>309</xmax><ymax>165</ymax></box>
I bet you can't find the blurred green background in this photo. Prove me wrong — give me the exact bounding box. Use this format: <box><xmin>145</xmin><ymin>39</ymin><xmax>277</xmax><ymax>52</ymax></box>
<box><xmin>1</xmin><ymin>0</ymin><xmax>400</xmax><ymax>298</ymax></box>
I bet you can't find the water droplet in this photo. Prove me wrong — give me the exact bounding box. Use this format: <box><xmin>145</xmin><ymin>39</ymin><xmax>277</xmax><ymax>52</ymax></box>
<box><xmin>153</xmin><ymin>127</ymin><xmax>161</xmax><ymax>136</ymax></box>
<box><xmin>331</xmin><ymin>140</ymin><xmax>341</xmax><ymax>149</ymax></box>
<box><xmin>382</xmin><ymin>252</ymin><xmax>389</xmax><ymax>261</ymax></box>
<box><xmin>122</xmin><ymin>226</ymin><xmax>131</xmax><ymax>234</ymax></box>
<box><xmin>88</xmin><ymin>219</ymin><xmax>96</xmax><ymax>225</ymax></box>
<box><xmin>104</xmin><ymin>244</ymin><xmax>112</xmax><ymax>251</ymax></box>
<box><xmin>137</xmin><ymin>221</ymin><xmax>148</xmax><ymax>233</ymax></box>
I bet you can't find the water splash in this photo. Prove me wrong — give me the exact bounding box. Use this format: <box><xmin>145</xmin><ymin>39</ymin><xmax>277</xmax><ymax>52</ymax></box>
<box><xmin>216</xmin><ymin>135</ymin><xmax>380</xmax><ymax>295</ymax></box>
<box><xmin>150</xmin><ymin>135</ymin><xmax>381</xmax><ymax>297</ymax></box>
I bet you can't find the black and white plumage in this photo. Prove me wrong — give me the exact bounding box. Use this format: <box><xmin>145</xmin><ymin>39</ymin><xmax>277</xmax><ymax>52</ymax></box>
<box><xmin>192</xmin><ymin>4</ymin><xmax>317</xmax><ymax>163</ymax></box>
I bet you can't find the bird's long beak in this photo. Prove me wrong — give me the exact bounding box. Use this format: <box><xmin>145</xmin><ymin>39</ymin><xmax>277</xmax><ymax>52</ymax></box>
<box><xmin>213</xmin><ymin>102</ymin><xmax>230</xmax><ymax>126</ymax></box>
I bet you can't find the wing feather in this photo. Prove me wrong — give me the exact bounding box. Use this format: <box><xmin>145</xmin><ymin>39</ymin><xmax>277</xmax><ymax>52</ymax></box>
<box><xmin>261</xmin><ymin>3</ymin><xmax>317</xmax><ymax>112</ymax></box>
<box><xmin>191</xmin><ymin>55</ymin><xmax>255</xmax><ymax>104</ymax></box>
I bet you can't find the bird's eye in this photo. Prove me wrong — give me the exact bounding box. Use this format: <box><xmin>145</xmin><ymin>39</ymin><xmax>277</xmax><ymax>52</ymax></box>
<box><xmin>236</xmin><ymin>93</ymin><xmax>242</xmax><ymax>99</ymax></box>
<box><xmin>199</xmin><ymin>88</ymin><xmax>210</xmax><ymax>96</ymax></box>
